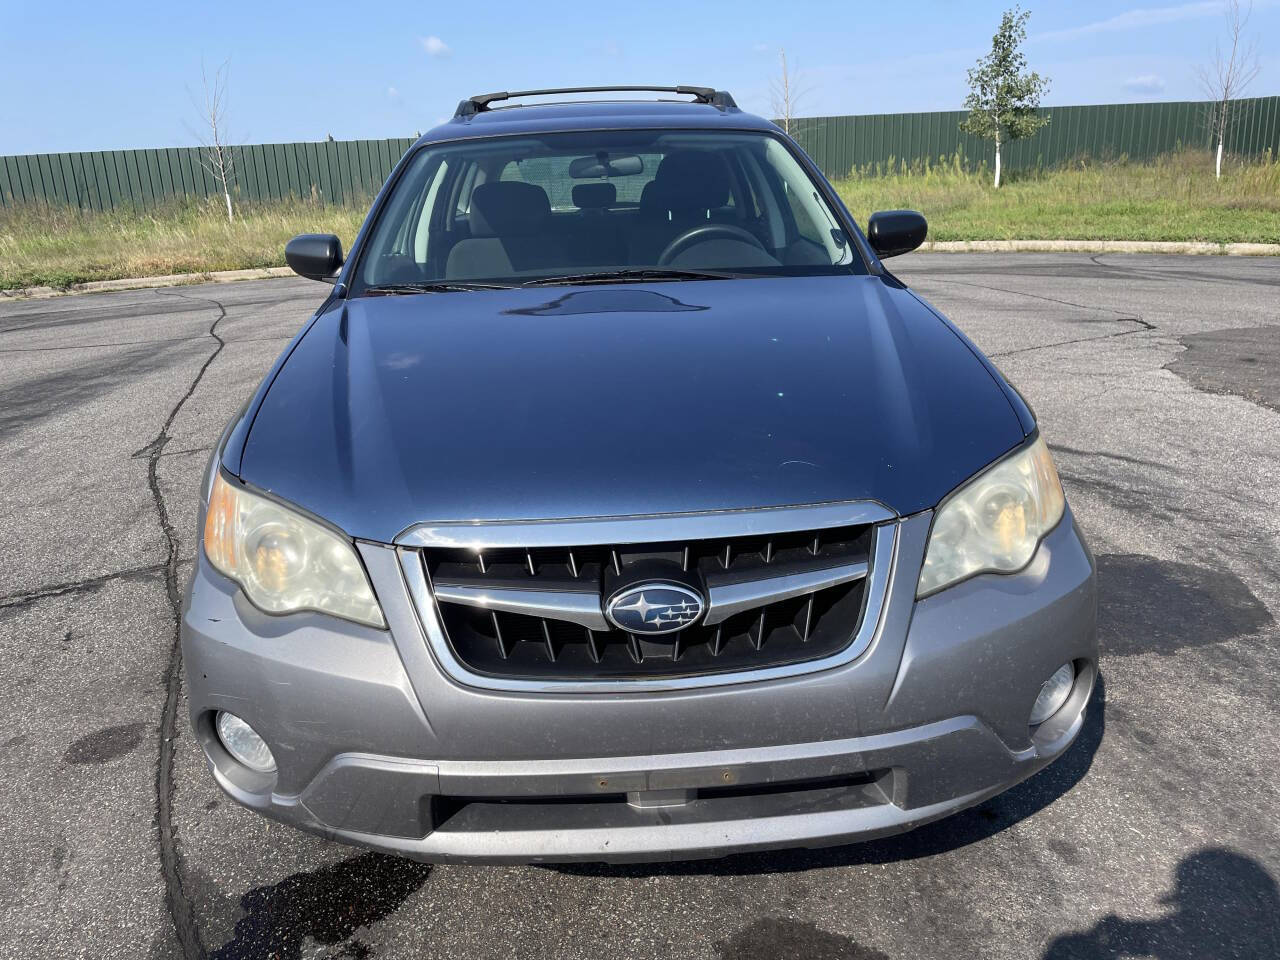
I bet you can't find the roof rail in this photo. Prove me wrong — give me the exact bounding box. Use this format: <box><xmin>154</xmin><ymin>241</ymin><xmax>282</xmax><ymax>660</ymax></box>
<box><xmin>453</xmin><ymin>85</ymin><xmax>737</xmax><ymax>117</ymax></box>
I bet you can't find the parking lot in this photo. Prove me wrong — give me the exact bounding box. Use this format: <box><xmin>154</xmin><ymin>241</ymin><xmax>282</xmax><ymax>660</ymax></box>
<box><xmin>1</xmin><ymin>252</ymin><xmax>1277</xmax><ymax>959</ymax></box>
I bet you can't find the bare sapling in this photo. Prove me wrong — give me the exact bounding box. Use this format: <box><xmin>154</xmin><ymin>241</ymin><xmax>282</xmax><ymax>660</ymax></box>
<box><xmin>1197</xmin><ymin>0</ymin><xmax>1261</xmax><ymax>180</ymax></box>
<box><xmin>192</xmin><ymin>60</ymin><xmax>236</xmax><ymax>221</ymax></box>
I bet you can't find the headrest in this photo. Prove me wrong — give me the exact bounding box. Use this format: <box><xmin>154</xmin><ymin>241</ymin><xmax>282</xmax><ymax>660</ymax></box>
<box><xmin>572</xmin><ymin>182</ymin><xmax>616</xmax><ymax>209</ymax></box>
<box><xmin>643</xmin><ymin>151</ymin><xmax>730</xmax><ymax>214</ymax></box>
<box><xmin>469</xmin><ymin>181</ymin><xmax>551</xmax><ymax>237</ymax></box>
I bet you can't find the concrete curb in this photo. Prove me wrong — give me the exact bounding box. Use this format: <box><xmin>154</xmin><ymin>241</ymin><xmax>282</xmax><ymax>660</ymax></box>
<box><xmin>2</xmin><ymin>239</ymin><xmax>1277</xmax><ymax>300</ymax></box>
<box><xmin>918</xmin><ymin>239</ymin><xmax>1280</xmax><ymax>256</ymax></box>
<box><xmin>0</xmin><ymin>266</ymin><xmax>296</xmax><ymax>301</ymax></box>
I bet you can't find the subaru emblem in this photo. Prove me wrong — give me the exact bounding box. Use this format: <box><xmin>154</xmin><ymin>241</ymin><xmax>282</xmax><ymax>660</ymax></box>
<box><xmin>605</xmin><ymin>583</ymin><xmax>705</xmax><ymax>635</ymax></box>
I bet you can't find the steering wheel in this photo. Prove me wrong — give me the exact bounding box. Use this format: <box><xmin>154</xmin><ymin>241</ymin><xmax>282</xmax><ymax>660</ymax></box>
<box><xmin>656</xmin><ymin>224</ymin><xmax>767</xmax><ymax>266</ymax></box>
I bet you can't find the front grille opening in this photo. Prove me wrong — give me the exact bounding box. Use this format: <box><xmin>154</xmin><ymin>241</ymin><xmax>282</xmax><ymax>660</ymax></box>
<box><xmin>428</xmin><ymin>791</ymin><xmax>626</xmax><ymax>832</ymax></box>
<box><xmin>437</xmin><ymin>579</ymin><xmax>867</xmax><ymax>679</ymax></box>
<box><xmin>425</xmin><ymin>523</ymin><xmax>876</xmax><ymax>681</ymax></box>
<box><xmin>697</xmin><ymin>770</ymin><xmax>882</xmax><ymax>801</ymax></box>
<box><xmin>427</xmin><ymin>769</ymin><xmax>893</xmax><ymax>834</ymax></box>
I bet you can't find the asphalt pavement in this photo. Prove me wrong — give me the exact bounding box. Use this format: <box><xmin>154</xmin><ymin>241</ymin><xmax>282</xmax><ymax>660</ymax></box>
<box><xmin>1</xmin><ymin>253</ymin><xmax>1277</xmax><ymax>959</ymax></box>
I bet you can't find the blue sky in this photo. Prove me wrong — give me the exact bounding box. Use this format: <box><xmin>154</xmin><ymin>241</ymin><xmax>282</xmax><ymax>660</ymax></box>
<box><xmin>2</xmin><ymin>0</ymin><xmax>1276</xmax><ymax>154</ymax></box>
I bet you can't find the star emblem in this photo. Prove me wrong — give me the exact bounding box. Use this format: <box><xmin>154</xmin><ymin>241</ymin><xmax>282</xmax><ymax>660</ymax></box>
<box><xmin>615</xmin><ymin>592</ymin><xmax>661</xmax><ymax>622</ymax></box>
<box><xmin>606</xmin><ymin>584</ymin><xmax>706</xmax><ymax>635</ymax></box>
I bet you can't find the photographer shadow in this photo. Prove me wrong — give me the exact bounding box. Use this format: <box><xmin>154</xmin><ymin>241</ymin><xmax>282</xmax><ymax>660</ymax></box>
<box><xmin>546</xmin><ymin>674</ymin><xmax>1107</xmax><ymax>878</ymax></box>
<box><xmin>1043</xmin><ymin>847</ymin><xmax>1280</xmax><ymax>959</ymax></box>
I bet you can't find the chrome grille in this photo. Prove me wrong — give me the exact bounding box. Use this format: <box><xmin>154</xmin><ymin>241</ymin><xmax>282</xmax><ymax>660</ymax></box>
<box><xmin>418</xmin><ymin>523</ymin><xmax>878</xmax><ymax>681</ymax></box>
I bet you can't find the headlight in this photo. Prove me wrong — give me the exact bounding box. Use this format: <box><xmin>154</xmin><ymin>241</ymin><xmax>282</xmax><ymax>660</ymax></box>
<box><xmin>917</xmin><ymin>436</ymin><xmax>1065</xmax><ymax>597</ymax></box>
<box><xmin>203</xmin><ymin>473</ymin><xmax>386</xmax><ymax>628</ymax></box>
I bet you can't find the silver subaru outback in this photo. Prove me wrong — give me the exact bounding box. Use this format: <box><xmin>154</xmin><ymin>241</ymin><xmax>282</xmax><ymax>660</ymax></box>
<box><xmin>182</xmin><ymin>86</ymin><xmax>1097</xmax><ymax>864</ymax></box>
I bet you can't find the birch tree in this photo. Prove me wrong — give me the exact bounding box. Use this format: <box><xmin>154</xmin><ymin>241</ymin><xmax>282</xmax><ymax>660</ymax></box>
<box><xmin>193</xmin><ymin>60</ymin><xmax>235</xmax><ymax>222</ymax></box>
<box><xmin>1197</xmin><ymin>0</ymin><xmax>1261</xmax><ymax>180</ymax></box>
<box><xmin>959</xmin><ymin>7</ymin><xmax>1050</xmax><ymax>188</ymax></box>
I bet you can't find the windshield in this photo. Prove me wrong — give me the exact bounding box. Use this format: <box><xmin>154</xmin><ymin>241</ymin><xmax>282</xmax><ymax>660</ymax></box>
<box><xmin>352</xmin><ymin>129</ymin><xmax>865</xmax><ymax>292</ymax></box>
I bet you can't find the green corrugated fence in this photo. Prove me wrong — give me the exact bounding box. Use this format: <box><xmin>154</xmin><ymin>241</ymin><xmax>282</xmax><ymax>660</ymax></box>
<box><xmin>2</xmin><ymin>97</ymin><xmax>1277</xmax><ymax>211</ymax></box>
<box><xmin>789</xmin><ymin>96</ymin><xmax>1279</xmax><ymax>178</ymax></box>
<box><xmin>0</xmin><ymin>137</ymin><xmax>416</xmax><ymax>211</ymax></box>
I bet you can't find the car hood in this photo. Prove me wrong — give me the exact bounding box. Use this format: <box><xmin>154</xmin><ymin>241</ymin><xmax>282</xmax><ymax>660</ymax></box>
<box><xmin>237</xmin><ymin>275</ymin><xmax>1025</xmax><ymax>542</ymax></box>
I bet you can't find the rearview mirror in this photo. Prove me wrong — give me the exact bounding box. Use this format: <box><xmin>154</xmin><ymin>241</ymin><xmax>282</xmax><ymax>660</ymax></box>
<box><xmin>866</xmin><ymin>210</ymin><xmax>927</xmax><ymax>259</ymax></box>
<box><xmin>285</xmin><ymin>234</ymin><xmax>344</xmax><ymax>282</ymax></box>
<box><xmin>568</xmin><ymin>154</ymin><xmax>644</xmax><ymax>178</ymax></box>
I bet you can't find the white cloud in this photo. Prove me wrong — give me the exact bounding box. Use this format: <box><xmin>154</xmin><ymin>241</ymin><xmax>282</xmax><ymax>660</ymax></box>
<box><xmin>1036</xmin><ymin>2</ymin><xmax>1231</xmax><ymax>43</ymax></box>
<box><xmin>420</xmin><ymin>35</ymin><xmax>451</xmax><ymax>57</ymax></box>
<box><xmin>753</xmin><ymin>42</ymin><xmax>771</xmax><ymax>53</ymax></box>
<box><xmin>1124</xmin><ymin>73</ymin><xmax>1167</xmax><ymax>93</ymax></box>
<box><xmin>387</xmin><ymin>86</ymin><xmax>400</xmax><ymax>99</ymax></box>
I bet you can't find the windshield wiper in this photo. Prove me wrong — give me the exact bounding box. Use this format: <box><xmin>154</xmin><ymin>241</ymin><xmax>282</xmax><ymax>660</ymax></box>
<box><xmin>362</xmin><ymin>281</ymin><xmax>513</xmax><ymax>295</ymax></box>
<box><xmin>521</xmin><ymin>268</ymin><xmax>742</xmax><ymax>287</ymax></box>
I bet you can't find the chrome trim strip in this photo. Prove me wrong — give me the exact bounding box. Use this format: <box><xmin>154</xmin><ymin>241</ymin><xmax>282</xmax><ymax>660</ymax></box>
<box><xmin>433</xmin><ymin>583</ymin><xmax>609</xmax><ymax>631</ymax></box>
<box><xmin>396</xmin><ymin>522</ymin><xmax>899</xmax><ymax>693</ymax></box>
<box><xmin>394</xmin><ymin>500</ymin><xmax>897</xmax><ymax>549</ymax></box>
<box><xmin>703</xmin><ymin>560</ymin><xmax>869</xmax><ymax>626</ymax></box>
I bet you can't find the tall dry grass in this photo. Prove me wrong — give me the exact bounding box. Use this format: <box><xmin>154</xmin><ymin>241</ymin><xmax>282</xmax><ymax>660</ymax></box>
<box><xmin>0</xmin><ymin>196</ymin><xmax>368</xmax><ymax>290</ymax></box>
<box><xmin>832</xmin><ymin>149</ymin><xmax>1280</xmax><ymax>244</ymax></box>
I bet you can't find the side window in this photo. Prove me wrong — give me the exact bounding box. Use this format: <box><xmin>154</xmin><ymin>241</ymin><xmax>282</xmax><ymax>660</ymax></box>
<box><xmin>736</xmin><ymin>149</ymin><xmax>785</xmax><ymax>249</ymax></box>
<box><xmin>782</xmin><ymin>176</ymin><xmax>823</xmax><ymax>245</ymax></box>
<box><xmin>360</xmin><ymin>152</ymin><xmax>447</xmax><ymax>284</ymax></box>
<box><xmin>761</xmin><ymin>138</ymin><xmax>851</xmax><ymax>265</ymax></box>
<box><xmin>454</xmin><ymin>163</ymin><xmax>479</xmax><ymax>217</ymax></box>
<box><xmin>727</xmin><ymin>152</ymin><xmax>762</xmax><ymax>220</ymax></box>
<box><xmin>412</xmin><ymin>157</ymin><xmax>451</xmax><ymax>263</ymax></box>
<box><xmin>743</xmin><ymin>144</ymin><xmax>821</xmax><ymax>245</ymax></box>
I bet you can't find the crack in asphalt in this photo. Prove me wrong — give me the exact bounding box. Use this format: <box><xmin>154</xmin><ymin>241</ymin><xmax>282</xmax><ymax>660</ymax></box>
<box><xmin>156</xmin><ymin>446</ymin><xmax>214</xmax><ymax>460</ymax></box>
<box><xmin>988</xmin><ymin>317</ymin><xmax>1157</xmax><ymax>359</ymax></box>
<box><xmin>919</xmin><ymin>274</ymin><xmax>1161</xmax><ymax>358</ymax></box>
<box><xmin>147</xmin><ymin>289</ymin><xmax>227</xmax><ymax>960</ymax></box>
<box><xmin>0</xmin><ymin>561</ymin><xmax>169</xmax><ymax>609</ymax></box>
<box><xmin>922</xmin><ymin>275</ymin><xmax>1141</xmax><ymax>317</ymax></box>
<box><xmin>130</xmin><ymin>443</ymin><xmax>213</xmax><ymax>461</ymax></box>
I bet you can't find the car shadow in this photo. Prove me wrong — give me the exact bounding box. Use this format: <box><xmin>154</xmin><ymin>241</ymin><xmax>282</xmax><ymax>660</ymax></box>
<box><xmin>1042</xmin><ymin>847</ymin><xmax>1280</xmax><ymax>959</ymax></box>
<box><xmin>544</xmin><ymin>674</ymin><xmax>1106</xmax><ymax>879</ymax></box>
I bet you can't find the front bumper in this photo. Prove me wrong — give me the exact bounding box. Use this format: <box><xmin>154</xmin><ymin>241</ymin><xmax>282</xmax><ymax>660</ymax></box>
<box><xmin>181</xmin><ymin>510</ymin><xmax>1098</xmax><ymax>864</ymax></box>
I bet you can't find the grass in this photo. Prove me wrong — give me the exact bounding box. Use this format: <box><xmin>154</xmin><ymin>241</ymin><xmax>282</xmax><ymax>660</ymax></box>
<box><xmin>0</xmin><ymin>196</ymin><xmax>368</xmax><ymax>291</ymax></box>
<box><xmin>1</xmin><ymin>149</ymin><xmax>1277</xmax><ymax>291</ymax></box>
<box><xmin>832</xmin><ymin>149</ymin><xmax>1280</xmax><ymax>245</ymax></box>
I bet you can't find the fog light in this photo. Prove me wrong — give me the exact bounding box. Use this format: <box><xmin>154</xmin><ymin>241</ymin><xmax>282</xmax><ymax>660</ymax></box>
<box><xmin>1029</xmin><ymin>663</ymin><xmax>1075</xmax><ymax>726</ymax></box>
<box><xmin>215</xmin><ymin>711</ymin><xmax>277</xmax><ymax>773</ymax></box>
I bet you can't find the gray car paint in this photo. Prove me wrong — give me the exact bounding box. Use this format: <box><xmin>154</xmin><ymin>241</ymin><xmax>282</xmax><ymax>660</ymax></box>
<box><xmin>181</xmin><ymin>98</ymin><xmax>1098</xmax><ymax>862</ymax></box>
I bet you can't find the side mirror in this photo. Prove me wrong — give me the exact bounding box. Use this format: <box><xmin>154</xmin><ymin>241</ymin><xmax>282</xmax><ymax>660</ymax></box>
<box><xmin>285</xmin><ymin>234</ymin><xmax>344</xmax><ymax>282</ymax></box>
<box><xmin>866</xmin><ymin>210</ymin><xmax>927</xmax><ymax>259</ymax></box>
